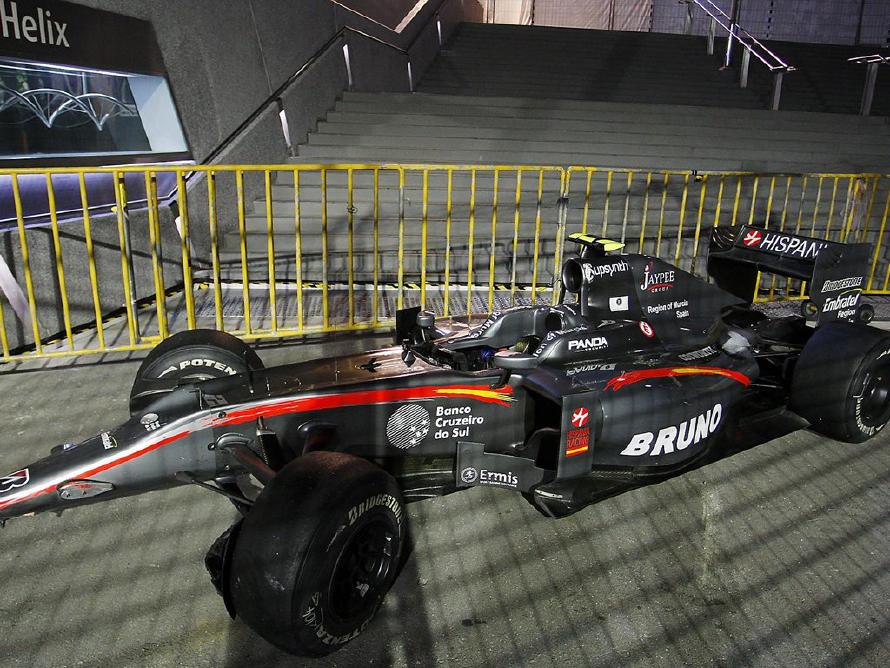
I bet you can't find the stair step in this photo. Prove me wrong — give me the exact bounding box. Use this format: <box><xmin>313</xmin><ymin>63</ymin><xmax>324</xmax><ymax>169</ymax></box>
<box><xmin>316</xmin><ymin>119</ymin><xmax>888</xmax><ymax>148</ymax></box>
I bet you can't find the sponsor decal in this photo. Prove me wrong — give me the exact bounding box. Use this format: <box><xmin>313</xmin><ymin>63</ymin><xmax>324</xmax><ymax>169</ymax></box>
<box><xmin>100</xmin><ymin>431</ymin><xmax>116</xmax><ymax>450</ymax></box>
<box><xmin>302</xmin><ymin>588</ymin><xmax>374</xmax><ymax>646</ymax></box>
<box><xmin>640</xmin><ymin>262</ymin><xmax>674</xmax><ymax>293</ymax></box>
<box><xmin>821</xmin><ymin>289</ymin><xmax>860</xmax><ymax>318</ymax></box>
<box><xmin>821</xmin><ymin>277</ymin><xmax>863</xmax><ymax>292</ymax></box>
<box><xmin>581</xmin><ymin>260</ymin><xmax>629</xmax><ymax>283</ymax></box>
<box><xmin>566</xmin><ymin>428</ymin><xmax>590</xmax><ymax>456</ymax></box>
<box><xmin>609</xmin><ymin>295</ymin><xmax>629</xmax><ymax>312</ymax></box>
<box><xmin>460</xmin><ymin>467</ymin><xmax>478</xmax><ymax>484</ymax></box>
<box><xmin>478</xmin><ymin>469</ymin><xmax>518</xmax><ymax>488</ymax></box>
<box><xmin>646</xmin><ymin>299</ymin><xmax>689</xmax><ymax>319</ymax></box>
<box><xmin>433</xmin><ymin>405</ymin><xmax>484</xmax><ymax>440</ymax></box>
<box><xmin>386</xmin><ymin>404</ymin><xmax>430</xmax><ymax>449</ymax></box>
<box><xmin>742</xmin><ymin>229</ymin><xmax>762</xmax><ymax>246</ymax></box>
<box><xmin>140</xmin><ymin>412</ymin><xmax>161</xmax><ymax>432</ymax></box>
<box><xmin>565</xmin><ymin>407</ymin><xmax>593</xmax><ymax>457</ymax></box>
<box><xmin>571</xmin><ymin>407</ymin><xmax>590</xmax><ymax>428</ymax></box>
<box><xmin>605</xmin><ymin>366</ymin><xmax>750</xmax><ymax>391</ymax></box>
<box><xmin>741</xmin><ymin>228</ymin><xmax>827</xmax><ymax>259</ymax></box>
<box><xmin>678</xmin><ymin>346</ymin><xmax>718</xmax><ymax>362</ymax></box>
<box><xmin>639</xmin><ymin>321</ymin><xmax>655</xmax><ymax>338</ymax></box>
<box><xmin>621</xmin><ymin>403</ymin><xmax>722</xmax><ymax>456</ymax></box>
<box><xmin>566</xmin><ymin>362</ymin><xmax>617</xmax><ymax>377</ymax></box>
<box><xmin>0</xmin><ymin>1</ymin><xmax>69</xmax><ymax>47</ymax></box>
<box><xmin>533</xmin><ymin>326</ymin><xmax>588</xmax><ymax>356</ymax></box>
<box><xmin>347</xmin><ymin>493</ymin><xmax>403</xmax><ymax>528</ymax></box>
<box><xmin>468</xmin><ymin>311</ymin><xmax>501</xmax><ymax>339</ymax></box>
<box><xmin>0</xmin><ymin>468</ymin><xmax>28</xmax><ymax>494</ymax></box>
<box><xmin>158</xmin><ymin>359</ymin><xmax>237</xmax><ymax>378</ymax></box>
<box><xmin>567</xmin><ymin>336</ymin><xmax>608</xmax><ymax>352</ymax></box>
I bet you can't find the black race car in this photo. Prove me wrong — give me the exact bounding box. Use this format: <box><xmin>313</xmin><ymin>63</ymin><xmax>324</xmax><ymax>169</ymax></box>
<box><xmin>0</xmin><ymin>227</ymin><xmax>887</xmax><ymax>656</ymax></box>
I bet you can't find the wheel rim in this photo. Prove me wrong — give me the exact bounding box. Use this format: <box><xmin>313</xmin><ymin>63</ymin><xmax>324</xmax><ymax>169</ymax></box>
<box><xmin>860</xmin><ymin>362</ymin><xmax>890</xmax><ymax>426</ymax></box>
<box><xmin>329</xmin><ymin>513</ymin><xmax>397</xmax><ymax>620</ymax></box>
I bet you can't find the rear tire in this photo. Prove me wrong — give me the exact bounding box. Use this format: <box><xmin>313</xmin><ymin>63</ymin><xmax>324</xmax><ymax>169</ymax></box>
<box><xmin>129</xmin><ymin>329</ymin><xmax>262</xmax><ymax>415</ymax></box>
<box><xmin>790</xmin><ymin>322</ymin><xmax>890</xmax><ymax>443</ymax></box>
<box><xmin>228</xmin><ymin>451</ymin><xmax>406</xmax><ymax>656</ymax></box>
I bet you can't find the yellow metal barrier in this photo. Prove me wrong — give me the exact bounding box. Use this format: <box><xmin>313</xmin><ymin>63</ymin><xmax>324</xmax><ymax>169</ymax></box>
<box><xmin>0</xmin><ymin>163</ymin><xmax>888</xmax><ymax>363</ymax></box>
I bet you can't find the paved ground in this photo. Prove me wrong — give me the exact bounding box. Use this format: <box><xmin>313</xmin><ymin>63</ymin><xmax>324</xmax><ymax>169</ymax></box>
<box><xmin>0</xmin><ymin>334</ymin><xmax>889</xmax><ymax>667</ymax></box>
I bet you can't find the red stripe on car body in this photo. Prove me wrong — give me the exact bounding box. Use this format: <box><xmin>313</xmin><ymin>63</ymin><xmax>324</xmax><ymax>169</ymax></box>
<box><xmin>605</xmin><ymin>366</ymin><xmax>750</xmax><ymax>392</ymax></box>
<box><xmin>0</xmin><ymin>383</ymin><xmax>513</xmax><ymax>512</ymax></box>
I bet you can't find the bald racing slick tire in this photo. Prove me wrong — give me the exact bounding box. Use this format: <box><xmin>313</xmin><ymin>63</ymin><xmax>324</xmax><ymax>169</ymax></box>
<box><xmin>790</xmin><ymin>322</ymin><xmax>890</xmax><ymax>443</ymax></box>
<box><xmin>228</xmin><ymin>451</ymin><xmax>406</xmax><ymax>656</ymax></box>
<box><xmin>129</xmin><ymin>329</ymin><xmax>263</xmax><ymax>415</ymax></box>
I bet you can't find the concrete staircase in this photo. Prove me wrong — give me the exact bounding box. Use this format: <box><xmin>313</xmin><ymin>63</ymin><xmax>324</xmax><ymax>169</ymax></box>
<box><xmin>219</xmin><ymin>23</ymin><xmax>890</xmax><ymax>292</ymax></box>
<box><xmin>748</xmin><ymin>40</ymin><xmax>890</xmax><ymax>116</ymax></box>
<box><xmin>417</xmin><ymin>22</ymin><xmax>763</xmax><ymax>109</ymax></box>
<box><xmin>295</xmin><ymin>91</ymin><xmax>890</xmax><ymax>173</ymax></box>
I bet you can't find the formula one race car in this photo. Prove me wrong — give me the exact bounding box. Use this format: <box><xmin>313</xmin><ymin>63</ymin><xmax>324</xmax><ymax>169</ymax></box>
<box><xmin>1</xmin><ymin>226</ymin><xmax>887</xmax><ymax>656</ymax></box>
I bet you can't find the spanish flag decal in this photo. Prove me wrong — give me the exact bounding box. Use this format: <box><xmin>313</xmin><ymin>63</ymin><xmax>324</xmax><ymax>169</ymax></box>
<box><xmin>605</xmin><ymin>366</ymin><xmax>750</xmax><ymax>392</ymax></box>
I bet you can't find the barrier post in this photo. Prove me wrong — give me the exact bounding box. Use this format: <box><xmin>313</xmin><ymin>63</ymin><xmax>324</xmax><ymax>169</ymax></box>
<box><xmin>552</xmin><ymin>169</ymin><xmax>569</xmax><ymax>306</ymax></box>
<box><xmin>509</xmin><ymin>169</ymin><xmax>523</xmax><ymax>305</ymax></box>
<box><xmin>176</xmin><ymin>171</ymin><xmax>196</xmax><ymax>331</ymax></box>
<box><xmin>235</xmin><ymin>170</ymin><xmax>252</xmax><ymax>335</ymax></box>
<box><xmin>487</xmin><ymin>170</ymin><xmax>499</xmax><ymax>312</ymax></box>
<box><xmin>10</xmin><ymin>174</ymin><xmax>42</xmax><ymax>352</ymax></box>
<box><xmin>113</xmin><ymin>173</ymin><xmax>138</xmax><ymax>345</ymax></box>
<box><xmin>207</xmin><ymin>171</ymin><xmax>224</xmax><ymax>332</ymax></box>
<box><xmin>45</xmin><ymin>173</ymin><xmax>74</xmax><ymax>348</ymax></box>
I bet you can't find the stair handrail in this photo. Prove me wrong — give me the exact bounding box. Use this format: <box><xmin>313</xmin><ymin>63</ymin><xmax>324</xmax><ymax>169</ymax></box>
<box><xmin>848</xmin><ymin>54</ymin><xmax>890</xmax><ymax>116</ymax></box>
<box><xmin>194</xmin><ymin>0</ymin><xmax>458</xmax><ymax>177</ymax></box>
<box><xmin>680</xmin><ymin>0</ymin><xmax>794</xmax><ymax>111</ymax></box>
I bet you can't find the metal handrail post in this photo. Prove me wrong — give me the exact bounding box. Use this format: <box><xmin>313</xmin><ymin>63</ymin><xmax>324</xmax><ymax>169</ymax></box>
<box><xmin>684</xmin><ymin>2</ymin><xmax>694</xmax><ymax>34</ymax></box>
<box><xmin>120</xmin><ymin>206</ymin><xmax>140</xmax><ymax>339</ymax></box>
<box><xmin>771</xmin><ymin>71</ymin><xmax>784</xmax><ymax>110</ymax></box>
<box><xmin>740</xmin><ymin>47</ymin><xmax>751</xmax><ymax>88</ymax></box>
<box><xmin>724</xmin><ymin>0</ymin><xmax>740</xmax><ymax>67</ymax></box>
<box><xmin>724</xmin><ymin>22</ymin><xmax>735</xmax><ymax>67</ymax></box>
<box><xmin>861</xmin><ymin>61</ymin><xmax>879</xmax><ymax>116</ymax></box>
<box><xmin>707</xmin><ymin>17</ymin><xmax>716</xmax><ymax>55</ymax></box>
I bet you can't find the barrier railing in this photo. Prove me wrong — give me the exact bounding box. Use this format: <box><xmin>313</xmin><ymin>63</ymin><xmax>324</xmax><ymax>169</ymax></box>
<box><xmin>0</xmin><ymin>163</ymin><xmax>888</xmax><ymax>362</ymax></box>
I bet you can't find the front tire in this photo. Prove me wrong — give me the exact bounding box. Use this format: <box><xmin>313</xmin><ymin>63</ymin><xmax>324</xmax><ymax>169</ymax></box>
<box><xmin>790</xmin><ymin>322</ymin><xmax>890</xmax><ymax>442</ymax></box>
<box><xmin>228</xmin><ymin>452</ymin><xmax>406</xmax><ymax>656</ymax></box>
<box><xmin>129</xmin><ymin>329</ymin><xmax>262</xmax><ymax>415</ymax></box>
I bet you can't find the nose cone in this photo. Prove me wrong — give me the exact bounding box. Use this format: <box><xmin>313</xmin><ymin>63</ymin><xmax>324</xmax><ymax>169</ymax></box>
<box><xmin>0</xmin><ymin>463</ymin><xmax>62</xmax><ymax>520</ymax></box>
<box><xmin>0</xmin><ymin>431</ymin><xmax>122</xmax><ymax>521</ymax></box>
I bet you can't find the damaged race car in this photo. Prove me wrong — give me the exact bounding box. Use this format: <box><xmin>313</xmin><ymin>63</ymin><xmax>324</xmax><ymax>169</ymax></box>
<box><xmin>0</xmin><ymin>226</ymin><xmax>887</xmax><ymax>656</ymax></box>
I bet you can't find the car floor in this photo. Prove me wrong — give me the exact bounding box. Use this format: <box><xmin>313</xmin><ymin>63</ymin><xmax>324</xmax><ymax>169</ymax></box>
<box><xmin>0</xmin><ymin>333</ymin><xmax>888</xmax><ymax>667</ymax></box>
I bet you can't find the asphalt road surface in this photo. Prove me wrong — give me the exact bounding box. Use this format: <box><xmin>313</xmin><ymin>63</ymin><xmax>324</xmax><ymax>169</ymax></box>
<box><xmin>0</xmin><ymin>334</ymin><xmax>889</xmax><ymax>667</ymax></box>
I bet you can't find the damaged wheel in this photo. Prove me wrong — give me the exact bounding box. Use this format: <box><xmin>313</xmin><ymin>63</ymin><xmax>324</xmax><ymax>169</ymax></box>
<box><xmin>228</xmin><ymin>451</ymin><xmax>406</xmax><ymax>656</ymax></box>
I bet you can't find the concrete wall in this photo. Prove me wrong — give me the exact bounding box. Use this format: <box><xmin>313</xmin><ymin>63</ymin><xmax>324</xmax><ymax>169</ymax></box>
<box><xmin>70</xmin><ymin>0</ymin><xmax>336</xmax><ymax>163</ymax></box>
<box><xmin>0</xmin><ymin>0</ymin><xmax>482</xmax><ymax>351</ymax></box>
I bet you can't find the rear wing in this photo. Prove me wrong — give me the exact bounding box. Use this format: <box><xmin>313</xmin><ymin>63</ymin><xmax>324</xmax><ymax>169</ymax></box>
<box><xmin>707</xmin><ymin>225</ymin><xmax>871</xmax><ymax>325</ymax></box>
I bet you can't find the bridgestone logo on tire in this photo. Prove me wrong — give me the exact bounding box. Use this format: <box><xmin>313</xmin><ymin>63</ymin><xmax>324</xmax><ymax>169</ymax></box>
<box><xmin>346</xmin><ymin>493</ymin><xmax>403</xmax><ymax>531</ymax></box>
